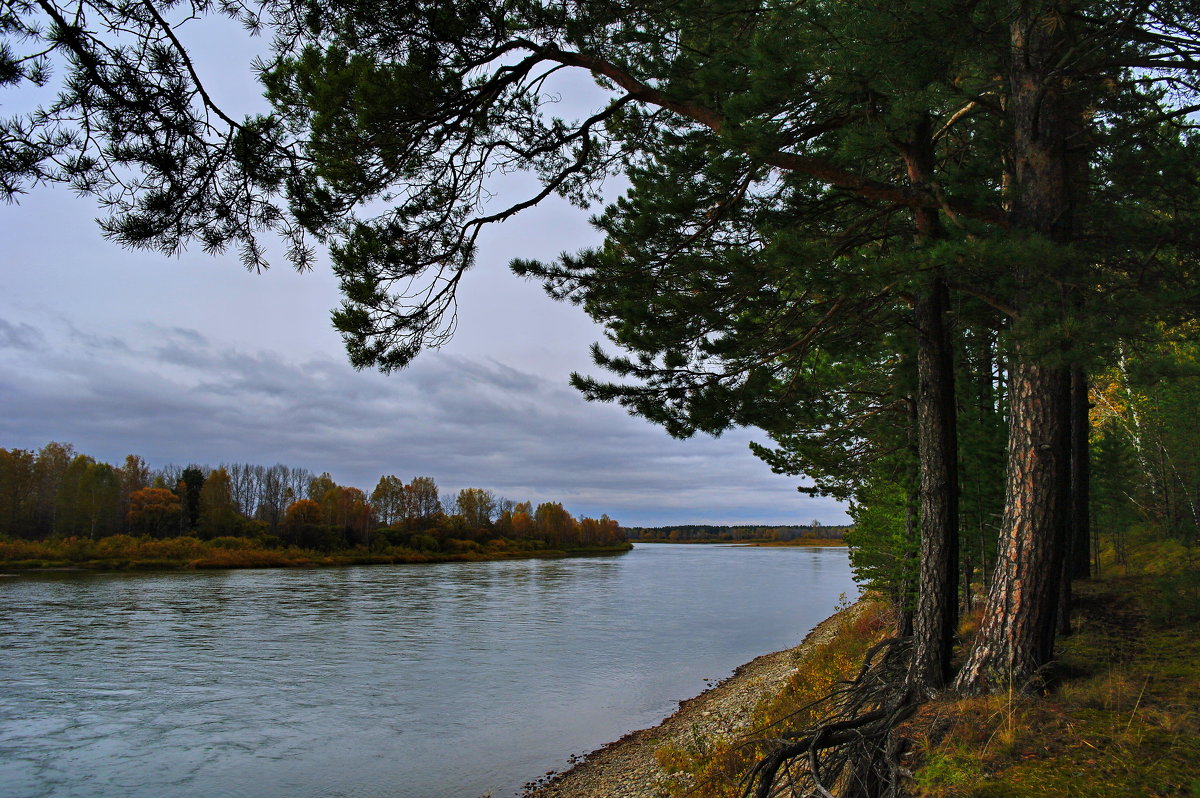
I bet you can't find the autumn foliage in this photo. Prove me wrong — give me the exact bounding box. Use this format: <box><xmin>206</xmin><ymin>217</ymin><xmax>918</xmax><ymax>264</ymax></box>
<box><xmin>126</xmin><ymin>487</ymin><xmax>181</xmax><ymax>537</ymax></box>
<box><xmin>0</xmin><ymin>442</ymin><xmax>628</xmax><ymax>568</ymax></box>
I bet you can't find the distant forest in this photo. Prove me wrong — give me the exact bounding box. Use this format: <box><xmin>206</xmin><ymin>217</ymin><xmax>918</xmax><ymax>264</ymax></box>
<box><xmin>0</xmin><ymin>441</ymin><xmax>625</xmax><ymax>553</ymax></box>
<box><xmin>625</xmin><ymin>524</ymin><xmax>849</xmax><ymax>543</ymax></box>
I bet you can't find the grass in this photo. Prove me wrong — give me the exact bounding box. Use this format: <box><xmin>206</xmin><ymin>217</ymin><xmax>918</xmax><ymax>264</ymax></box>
<box><xmin>654</xmin><ymin>596</ymin><xmax>896</xmax><ymax>797</ymax></box>
<box><xmin>907</xmin><ymin>541</ymin><xmax>1200</xmax><ymax>798</ymax></box>
<box><xmin>0</xmin><ymin>534</ymin><xmax>632</xmax><ymax>571</ymax></box>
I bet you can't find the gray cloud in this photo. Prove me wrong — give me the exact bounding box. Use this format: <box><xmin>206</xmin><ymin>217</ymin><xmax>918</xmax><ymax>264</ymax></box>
<box><xmin>0</xmin><ymin>161</ymin><xmax>850</xmax><ymax>527</ymax></box>
<box><xmin>0</xmin><ymin>318</ymin><xmax>45</xmax><ymax>350</ymax></box>
<box><xmin>0</xmin><ymin>315</ymin><xmax>847</xmax><ymax>526</ymax></box>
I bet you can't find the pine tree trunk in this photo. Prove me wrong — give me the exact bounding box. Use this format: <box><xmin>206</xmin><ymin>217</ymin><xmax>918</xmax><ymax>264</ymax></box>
<box><xmin>954</xmin><ymin>4</ymin><xmax>1077</xmax><ymax>693</ymax></box>
<box><xmin>901</xmin><ymin>126</ymin><xmax>961</xmax><ymax>692</ymax></box>
<box><xmin>954</xmin><ymin>359</ymin><xmax>1070</xmax><ymax>691</ymax></box>
<box><xmin>1058</xmin><ymin>367</ymin><xmax>1091</xmax><ymax>635</ymax></box>
<box><xmin>899</xmin><ymin>492</ymin><xmax>918</xmax><ymax>637</ymax></box>
<box><xmin>910</xmin><ymin>273</ymin><xmax>960</xmax><ymax>691</ymax></box>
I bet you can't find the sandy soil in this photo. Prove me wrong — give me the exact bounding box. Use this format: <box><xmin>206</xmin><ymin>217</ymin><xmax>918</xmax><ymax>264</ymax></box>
<box><xmin>523</xmin><ymin>602</ymin><xmax>864</xmax><ymax>798</ymax></box>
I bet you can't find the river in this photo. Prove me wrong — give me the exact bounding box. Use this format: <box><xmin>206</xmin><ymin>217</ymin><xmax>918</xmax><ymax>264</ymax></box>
<box><xmin>0</xmin><ymin>543</ymin><xmax>856</xmax><ymax>798</ymax></box>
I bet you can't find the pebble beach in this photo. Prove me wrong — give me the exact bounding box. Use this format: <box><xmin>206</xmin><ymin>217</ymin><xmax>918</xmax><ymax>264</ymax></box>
<box><xmin>525</xmin><ymin>601</ymin><xmax>863</xmax><ymax>798</ymax></box>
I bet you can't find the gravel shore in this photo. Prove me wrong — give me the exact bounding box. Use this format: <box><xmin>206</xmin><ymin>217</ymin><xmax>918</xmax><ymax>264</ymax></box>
<box><xmin>524</xmin><ymin>601</ymin><xmax>863</xmax><ymax>798</ymax></box>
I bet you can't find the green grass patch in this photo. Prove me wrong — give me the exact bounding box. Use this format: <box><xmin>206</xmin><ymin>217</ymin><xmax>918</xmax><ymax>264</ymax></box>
<box><xmin>909</xmin><ymin>543</ymin><xmax>1200</xmax><ymax>797</ymax></box>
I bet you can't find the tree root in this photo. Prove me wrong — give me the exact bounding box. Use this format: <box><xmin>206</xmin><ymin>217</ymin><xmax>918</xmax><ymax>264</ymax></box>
<box><xmin>742</xmin><ymin>636</ymin><xmax>919</xmax><ymax>798</ymax></box>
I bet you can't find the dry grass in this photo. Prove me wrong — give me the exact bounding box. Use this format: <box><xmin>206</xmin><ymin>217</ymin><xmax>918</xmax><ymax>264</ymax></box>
<box><xmin>0</xmin><ymin>534</ymin><xmax>630</xmax><ymax>570</ymax></box>
<box><xmin>652</xmin><ymin>539</ymin><xmax>1200</xmax><ymax>798</ymax></box>
<box><xmin>654</xmin><ymin>597</ymin><xmax>896</xmax><ymax>797</ymax></box>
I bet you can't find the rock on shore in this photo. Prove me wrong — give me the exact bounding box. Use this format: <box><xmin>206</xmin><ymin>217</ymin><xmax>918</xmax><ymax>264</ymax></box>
<box><xmin>524</xmin><ymin>601</ymin><xmax>864</xmax><ymax>798</ymax></box>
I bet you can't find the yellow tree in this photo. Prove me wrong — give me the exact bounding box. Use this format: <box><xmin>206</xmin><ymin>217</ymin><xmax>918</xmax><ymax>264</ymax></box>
<box><xmin>325</xmin><ymin>486</ymin><xmax>371</xmax><ymax>546</ymax></box>
<box><xmin>406</xmin><ymin>476</ymin><xmax>441</xmax><ymax>522</ymax></box>
<box><xmin>509</xmin><ymin>501</ymin><xmax>534</xmax><ymax>539</ymax></box>
<box><xmin>455</xmin><ymin>488</ymin><xmax>497</xmax><ymax>531</ymax></box>
<box><xmin>117</xmin><ymin>454</ymin><xmax>151</xmax><ymax>524</ymax></box>
<box><xmin>533</xmin><ymin>502</ymin><xmax>578</xmax><ymax>547</ymax></box>
<box><xmin>371</xmin><ymin>475</ymin><xmax>405</xmax><ymax>527</ymax></box>
<box><xmin>127</xmin><ymin>487</ymin><xmax>182</xmax><ymax>538</ymax></box>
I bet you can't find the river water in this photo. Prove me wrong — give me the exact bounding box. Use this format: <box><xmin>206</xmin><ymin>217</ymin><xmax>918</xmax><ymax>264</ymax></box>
<box><xmin>0</xmin><ymin>543</ymin><xmax>855</xmax><ymax>798</ymax></box>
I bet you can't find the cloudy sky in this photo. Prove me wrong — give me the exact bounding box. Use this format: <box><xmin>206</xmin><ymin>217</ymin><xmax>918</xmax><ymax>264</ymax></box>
<box><xmin>0</xmin><ymin>23</ymin><xmax>850</xmax><ymax>527</ymax></box>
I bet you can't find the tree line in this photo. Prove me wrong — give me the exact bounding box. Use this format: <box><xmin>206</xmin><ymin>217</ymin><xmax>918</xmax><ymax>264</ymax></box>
<box><xmin>626</xmin><ymin>524</ymin><xmax>849</xmax><ymax>543</ymax></box>
<box><xmin>0</xmin><ymin>443</ymin><xmax>625</xmax><ymax>552</ymax></box>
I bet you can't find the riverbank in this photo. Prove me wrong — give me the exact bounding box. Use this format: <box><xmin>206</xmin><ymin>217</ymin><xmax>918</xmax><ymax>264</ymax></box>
<box><xmin>528</xmin><ymin>544</ymin><xmax>1200</xmax><ymax>798</ymax></box>
<box><xmin>743</xmin><ymin>538</ymin><xmax>847</xmax><ymax>547</ymax></box>
<box><xmin>902</xmin><ymin>559</ymin><xmax>1200</xmax><ymax>797</ymax></box>
<box><xmin>0</xmin><ymin>534</ymin><xmax>632</xmax><ymax>571</ymax></box>
<box><xmin>525</xmin><ymin>598</ymin><xmax>877</xmax><ymax>798</ymax></box>
<box><xmin>629</xmin><ymin>538</ymin><xmax>846</xmax><ymax>546</ymax></box>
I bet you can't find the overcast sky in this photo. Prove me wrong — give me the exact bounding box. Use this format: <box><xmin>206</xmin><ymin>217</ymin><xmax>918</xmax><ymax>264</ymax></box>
<box><xmin>0</xmin><ymin>21</ymin><xmax>850</xmax><ymax>527</ymax></box>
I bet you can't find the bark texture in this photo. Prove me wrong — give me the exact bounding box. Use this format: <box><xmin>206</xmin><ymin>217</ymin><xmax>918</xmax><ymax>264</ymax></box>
<box><xmin>902</xmin><ymin>126</ymin><xmax>961</xmax><ymax>693</ymax></box>
<box><xmin>910</xmin><ymin>274</ymin><xmax>959</xmax><ymax>691</ymax></box>
<box><xmin>1058</xmin><ymin>367</ymin><xmax>1092</xmax><ymax>635</ymax></box>
<box><xmin>954</xmin><ymin>3</ymin><xmax>1078</xmax><ymax>693</ymax></box>
<box><xmin>955</xmin><ymin>359</ymin><xmax>1070</xmax><ymax>691</ymax></box>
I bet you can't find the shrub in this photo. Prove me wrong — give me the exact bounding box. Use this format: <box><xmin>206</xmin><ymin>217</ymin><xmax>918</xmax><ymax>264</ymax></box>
<box><xmin>205</xmin><ymin>536</ymin><xmax>256</xmax><ymax>550</ymax></box>
<box><xmin>410</xmin><ymin>533</ymin><xmax>439</xmax><ymax>552</ymax></box>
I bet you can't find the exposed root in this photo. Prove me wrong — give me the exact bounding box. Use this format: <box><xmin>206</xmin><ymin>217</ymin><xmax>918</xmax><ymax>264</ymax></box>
<box><xmin>742</xmin><ymin>636</ymin><xmax>919</xmax><ymax>798</ymax></box>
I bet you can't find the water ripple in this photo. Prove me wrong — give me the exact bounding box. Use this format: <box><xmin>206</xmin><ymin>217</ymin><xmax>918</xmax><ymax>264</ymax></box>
<box><xmin>0</xmin><ymin>544</ymin><xmax>854</xmax><ymax>798</ymax></box>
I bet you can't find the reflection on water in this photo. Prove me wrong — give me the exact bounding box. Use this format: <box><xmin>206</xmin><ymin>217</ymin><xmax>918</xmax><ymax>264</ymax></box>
<box><xmin>0</xmin><ymin>544</ymin><xmax>855</xmax><ymax>798</ymax></box>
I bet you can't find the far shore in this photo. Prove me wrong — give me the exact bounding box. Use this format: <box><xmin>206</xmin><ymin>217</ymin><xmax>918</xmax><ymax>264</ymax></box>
<box><xmin>633</xmin><ymin>537</ymin><xmax>847</xmax><ymax>546</ymax></box>
<box><xmin>0</xmin><ymin>538</ymin><xmax>632</xmax><ymax>573</ymax></box>
<box><xmin>743</xmin><ymin>537</ymin><xmax>848</xmax><ymax>547</ymax></box>
<box><xmin>524</xmin><ymin>599</ymin><xmax>868</xmax><ymax>798</ymax></box>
